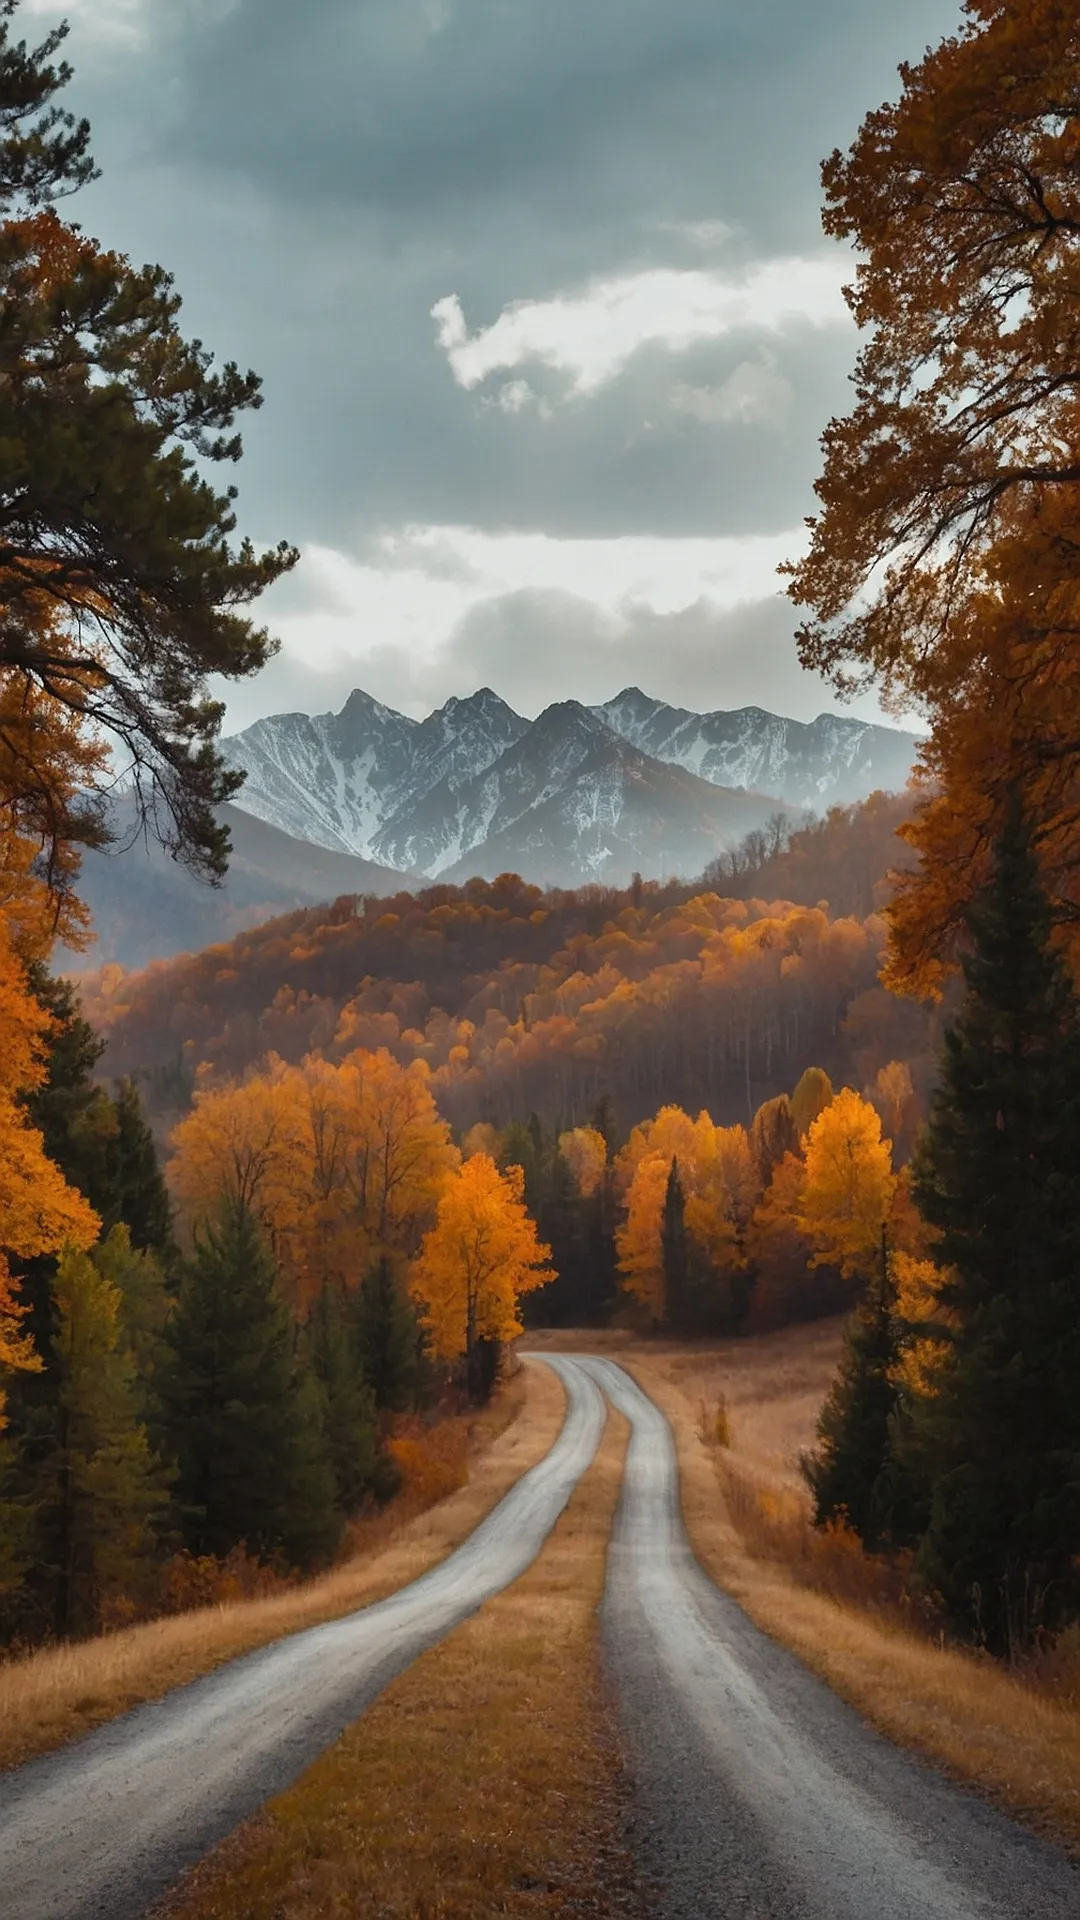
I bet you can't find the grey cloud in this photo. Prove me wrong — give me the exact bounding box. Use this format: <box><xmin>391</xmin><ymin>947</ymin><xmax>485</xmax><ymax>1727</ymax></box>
<box><xmin>224</xmin><ymin>587</ymin><xmax>894</xmax><ymax>734</ymax></box>
<box><xmin>54</xmin><ymin>0</ymin><xmax>959</xmax><ymax>720</ymax></box>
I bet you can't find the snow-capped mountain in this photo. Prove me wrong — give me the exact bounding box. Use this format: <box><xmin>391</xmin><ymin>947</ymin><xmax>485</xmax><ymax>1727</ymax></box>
<box><xmin>221</xmin><ymin>686</ymin><xmax>917</xmax><ymax>887</ymax></box>
<box><xmin>592</xmin><ymin>688</ymin><xmax>916</xmax><ymax>809</ymax></box>
<box><xmin>221</xmin><ymin>687</ymin><xmax>526</xmax><ymax>857</ymax></box>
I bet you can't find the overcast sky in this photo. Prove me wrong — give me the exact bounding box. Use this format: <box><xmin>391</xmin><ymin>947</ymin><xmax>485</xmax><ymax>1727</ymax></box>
<box><xmin>44</xmin><ymin>0</ymin><xmax>959</xmax><ymax>731</ymax></box>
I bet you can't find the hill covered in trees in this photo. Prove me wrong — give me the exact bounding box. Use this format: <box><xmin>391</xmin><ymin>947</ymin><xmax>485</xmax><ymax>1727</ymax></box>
<box><xmin>81</xmin><ymin>793</ymin><xmax>930</xmax><ymax>1140</ymax></box>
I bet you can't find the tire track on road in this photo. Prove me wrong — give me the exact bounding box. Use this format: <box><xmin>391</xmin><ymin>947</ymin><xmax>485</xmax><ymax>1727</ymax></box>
<box><xmin>578</xmin><ymin>1354</ymin><xmax>1078</xmax><ymax>1920</ymax></box>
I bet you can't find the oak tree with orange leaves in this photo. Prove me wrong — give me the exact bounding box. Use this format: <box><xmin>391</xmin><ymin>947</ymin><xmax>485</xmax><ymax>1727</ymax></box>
<box><xmin>409</xmin><ymin>1155</ymin><xmax>552</xmax><ymax>1400</ymax></box>
<box><xmin>787</xmin><ymin>0</ymin><xmax>1080</xmax><ymax>990</ymax></box>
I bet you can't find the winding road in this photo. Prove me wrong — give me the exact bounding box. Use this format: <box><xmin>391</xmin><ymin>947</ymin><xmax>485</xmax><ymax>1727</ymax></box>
<box><xmin>0</xmin><ymin>1356</ymin><xmax>605</xmax><ymax>1920</ymax></box>
<box><xmin>0</xmin><ymin>1353</ymin><xmax>1077</xmax><ymax>1920</ymax></box>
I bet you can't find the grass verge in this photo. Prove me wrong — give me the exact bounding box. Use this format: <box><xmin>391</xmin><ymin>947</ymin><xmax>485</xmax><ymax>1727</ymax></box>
<box><xmin>0</xmin><ymin>1360</ymin><xmax>564</xmax><ymax>1773</ymax></box>
<box><xmin>154</xmin><ymin>1399</ymin><xmax>642</xmax><ymax>1920</ymax></box>
<box><xmin>621</xmin><ymin>1331</ymin><xmax>1080</xmax><ymax>1856</ymax></box>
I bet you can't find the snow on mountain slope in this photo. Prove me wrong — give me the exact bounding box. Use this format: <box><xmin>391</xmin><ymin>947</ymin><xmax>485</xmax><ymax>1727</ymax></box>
<box><xmin>221</xmin><ymin>685</ymin><xmax>916</xmax><ymax>886</ymax></box>
<box><xmin>222</xmin><ymin>688</ymin><xmax>525</xmax><ymax>856</ymax></box>
<box><xmin>373</xmin><ymin>701</ymin><xmax>648</xmax><ymax>877</ymax></box>
<box><xmin>437</xmin><ymin>725</ymin><xmax>795</xmax><ymax>888</ymax></box>
<box><xmin>592</xmin><ymin>688</ymin><xmax>916</xmax><ymax>808</ymax></box>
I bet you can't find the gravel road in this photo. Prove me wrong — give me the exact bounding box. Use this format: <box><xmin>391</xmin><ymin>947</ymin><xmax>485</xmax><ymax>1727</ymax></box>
<box><xmin>0</xmin><ymin>1355</ymin><xmax>604</xmax><ymax>1920</ymax></box>
<box><xmin>580</xmin><ymin>1354</ymin><xmax>1079</xmax><ymax>1920</ymax></box>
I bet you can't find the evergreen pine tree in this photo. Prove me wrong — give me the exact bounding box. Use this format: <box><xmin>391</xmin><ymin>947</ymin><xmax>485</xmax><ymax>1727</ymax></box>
<box><xmin>911</xmin><ymin>800</ymin><xmax>1080</xmax><ymax>1652</ymax></box>
<box><xmin>499</xmin><ymin>1118</ymin><xmax>544</xmax><ymax>1211</ymax></box>
<box><xmin>661</xmin><ymin>1158</ymin><xmax>691</xmax><ymax>1333</ymax></box>
<box><xmin>164</xmin><ymin>1203</ymin><xmax>339</xmax><ymax>1569</ymax></box>
<box><xmin>354</xmin><ymin>1254</ymin><xmax>421</xmax><ymax>1413</ymax></box>
<box><xmin>103</xmin><ymin>1079</ymin><xmax>175</xmax><ymax>1266</ymax></box>
<box><xmin>801</xmin><ymin>1231</ymin><xmax>900</xmax><ymax>1551</ymax></box>
<box><xmin>531</xmin><ymin>1148</ymin><xmax>586</xmax><ymax>1326</ymax></box>
<box><xmin>17</xmin><ymin>968</ymin><xmax>113</xmax><ymax>1353</ymax></box>
<box><xmin>93</xmin><ymin>1226</ymin><xmax>171</xmax><ymax>1432</ymax></box>
<box><xmin>583</xmin><ymin>1166</ymin><xmax>619</xmax><ymax>1326</ymax></box>
<box><xmin>307</xmin><ymin>1284</ymin><xmax>386</xmax><ymax>1513</ymax></box>
<box><xmin>48</xmin><ymin>1245</ymin><xmax>167</xmax><ymax>1637</ymax></box>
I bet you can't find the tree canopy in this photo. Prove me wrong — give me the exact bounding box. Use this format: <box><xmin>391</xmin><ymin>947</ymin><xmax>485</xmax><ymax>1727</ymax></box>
<box><xmin>786</xmin><ymin>1</ymin><xmax>1080</xmax><ymax>990</ymax></box>
<box><xmin>0</xmin><ymin>1</ymin><xmax>296</xmax><ymax>900</ymax></box>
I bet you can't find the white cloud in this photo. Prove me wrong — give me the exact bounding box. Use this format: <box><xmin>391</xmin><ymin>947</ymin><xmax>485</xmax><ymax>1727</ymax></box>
<box><xmin>486</xmin><ymin>379</ymin><xmax>552</xmax><ymax>419</ymax></box>
<box><xmin>220</xmin><ymin>521</ymin><xmax>815</xmax><ymax>730</ymax></box>
<box><xmin>431</xmin><ymin>256</ymin><xmax>849</xmax><ymax>400</ymax></box>
<box><xmin>214</xmin><ymin>519</ymin><xmax>918</xmax><ymax>737</ymax></box>
<box><xmin>672</xmin><ymin>351</ymin><xmax>793</xmax><ymax>431</ymax></box>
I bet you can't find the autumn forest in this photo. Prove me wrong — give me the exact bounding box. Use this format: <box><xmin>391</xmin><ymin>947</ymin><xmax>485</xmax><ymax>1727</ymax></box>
<box><xmin>2</xmin><ymin>12</ymin><xmax>1080</xmax><ymax>1903</ymax></box>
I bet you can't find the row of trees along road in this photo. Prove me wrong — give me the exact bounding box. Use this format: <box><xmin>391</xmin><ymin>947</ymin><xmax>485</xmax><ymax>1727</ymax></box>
<box><xmin>0</xmin><ymin>3</ymin><xmax>403</xmax><ymax>1646</ymax></box>
<box><xmin>793</xmin><ymin>0</ymin><xmax>1080</xmax><ymax>1659</ymax></box>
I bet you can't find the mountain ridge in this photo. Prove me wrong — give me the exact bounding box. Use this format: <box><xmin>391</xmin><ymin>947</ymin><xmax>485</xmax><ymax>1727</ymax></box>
<box><xmin>222</xmin><ymin>686</ymin><xmax>916</xmax><ymax>888</ymax></box>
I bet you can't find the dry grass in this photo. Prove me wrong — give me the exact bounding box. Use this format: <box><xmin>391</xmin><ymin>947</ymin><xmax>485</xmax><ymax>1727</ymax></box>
<box><xmin>0</xmin><ymin>1361</ymin><xmax>565</xmax><ymax>1774</ymax></box>
<box><xmin>623</xmin><ymin>1325</ymin><xmax>1080</xmax><ymax>1854</ymax></box>
<box><xmin>154</xmin><ymin>1404</ymin><xmax>644</xmax><ymax>1920</ymax></box>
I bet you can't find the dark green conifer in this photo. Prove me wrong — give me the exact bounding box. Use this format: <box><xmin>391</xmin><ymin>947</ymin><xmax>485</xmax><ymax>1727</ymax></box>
<box><xmin>801</xmin><ymin>1233</ymin><xmax>899</xmax><ymax>1550</ymax></box>
<box><xmin>911</xmin><ymin>800</ymin><xmax>1080</xmax><ymax>1652</ymax></box>
<box><xmin>354</xmin><ymin>1254</ymin><xmax>421</xmax><ymax>1413</ymax></box>
<box><xmin>307</xmin><ymin>1284</ymin><xmax>390</xmax><ymax>1512</ymax></box>
<box><xmin>164</xmin><ymin>1203</ymin><xmax>339</xmax><ymax>1569</ymax></box>
<box><xmin>661</xmin><ymin>1158</ymin><xmax>691</xmax><ymax>1333</ymax></box>
<box><xmin>48</xmin><ymin>1244</ymin><xmax>168</xmax><ymax>1637</ymax></box>
<box><xmin>103</xmin><ymin>1079</ymin><xmax>175</xmax><ymax>1265</ymax></box>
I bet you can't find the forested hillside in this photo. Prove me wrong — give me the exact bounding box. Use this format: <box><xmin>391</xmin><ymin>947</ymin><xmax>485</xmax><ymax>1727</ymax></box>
<box><xmin>82</xmin><ymin>794</ymin><xmax>932</xmax><ymax>1139</ymax></box>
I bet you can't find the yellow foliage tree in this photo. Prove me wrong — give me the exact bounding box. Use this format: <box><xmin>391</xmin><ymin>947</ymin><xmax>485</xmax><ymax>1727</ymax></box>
<box><xmin>168</xmin><ymin>1066</ymin><xmax>308</xmax><ymax>1251</ymax></box>
<box><xmin>410</xmin><ymin>1155</ymin><xmax>553</xmax><ymax>1386</ymax></box>
<box><xmin>615</xmin><ymin>1105</ymin><xmax>743</xmax><ymax>1323</ymax></box>
<box><xmin>746</xmin><ymin>1151</ymin><xmax>817</xmax><ymax>1328</ymax></box>
<box><xmin>0</xmin><ymin>607</ymin><xmax>111</xmax><ymax>955</ymax></box>
<box><xmin>169</xmin><ymin>1048</ymin><xmax>458</xmax><ymax>1306</ymax></box>
<box><xmin>798</xmin><ymin>1088</ymin><xmax>897</xmax><ymax>1279</ymax></box>
<box><xmin>891</xmin><ymin>1251</ymin><xmax>952</xmax><ymax>1400</ymax></box>
<box><xmin>615</xmin><ymin>1153</ymin><xmax>671</xmax><ymax>1322</ymax></box>
<box><xmin>558</xmin><ymin>1125</ymin><xmax>608</xmax><ymax>1198</ymax></box>
<box><xmin>0</xmin><ymin>912</ymin><xmax>100</xmax><ymax>1421</ymax></box>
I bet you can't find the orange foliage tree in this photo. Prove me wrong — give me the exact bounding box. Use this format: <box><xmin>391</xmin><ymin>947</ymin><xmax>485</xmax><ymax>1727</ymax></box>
<box><xmin>787</xmin><ymin>1</ymin><xmax>1080</xmax><ymax>988</ymax></box>
<box><xmin>0</xmin><ymin>913</ymin><xmax>100</xmax><ymax>1421</ymax></box>
<box><xmin>168</xmin><ymin>1048</ymin><xmax>457</xmax><ymax>1306</ymax></box>
<box><xmin>409</xmin><ymin>1155</ymin><xmax>553</xmax><ymax>1391</ymax></box>
<box><xmin>615</xmin><ymin>1106</ymin><xmax>745</xmax><ymax>1324</ymax></box>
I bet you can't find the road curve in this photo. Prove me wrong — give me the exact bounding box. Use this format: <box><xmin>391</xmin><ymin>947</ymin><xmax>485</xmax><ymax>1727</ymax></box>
<box><xmin>0</xmin><ymin>1355</ymin><xmax>604</xmax><ymax>1920</ymax></box>
<box><xmin>578</xmin><ymin>1355</ymin><xmax>1079</xmax><ymax>1920</ymax></box>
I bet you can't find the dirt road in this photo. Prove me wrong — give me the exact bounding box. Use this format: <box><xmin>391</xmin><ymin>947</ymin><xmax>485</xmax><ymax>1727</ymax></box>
<box><xmin>4</xmin><ymin>1353</ymin><xmax>1078</xmax><ymax>1920</ymax></box>
<box><xmin>0</xmin><ymin>1356</ymin><xmax>604</xmax><ymax>1920</ymax></box>
<box><xmin>581</xmin><ymin>1354</ymin><xmax>1078</xmax><ymax>1920</ymax></box>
